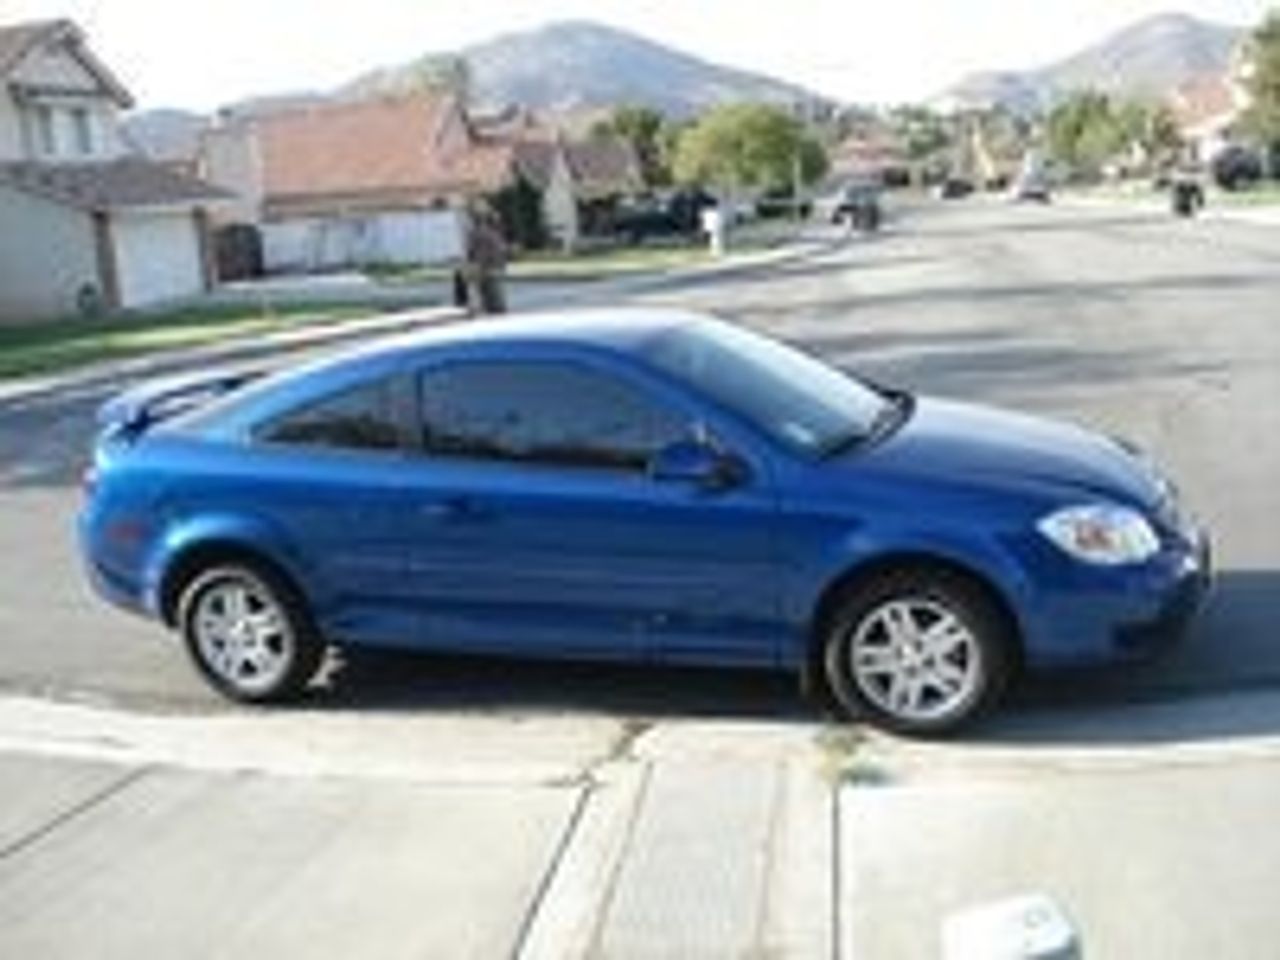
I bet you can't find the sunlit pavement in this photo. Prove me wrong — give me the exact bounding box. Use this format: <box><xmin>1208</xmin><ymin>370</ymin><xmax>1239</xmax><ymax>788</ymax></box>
<box><xmin>2</xmin><ymin>198</ymin><xmax>1279</xmax><ymax>957</ymax></box>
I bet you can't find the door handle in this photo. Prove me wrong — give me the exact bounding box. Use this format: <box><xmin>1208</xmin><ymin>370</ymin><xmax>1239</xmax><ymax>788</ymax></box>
<box><xmin>419</xmin><ymin>496</ymin><xmax>486</xmax><ymax>521</ymax></box>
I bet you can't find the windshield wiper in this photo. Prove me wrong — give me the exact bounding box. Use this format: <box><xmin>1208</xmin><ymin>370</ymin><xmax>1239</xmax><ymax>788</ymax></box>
<box><xmin>816</xmin><ymin>390</ymin><xmax>913</xmax><ymax>460</ymax></box>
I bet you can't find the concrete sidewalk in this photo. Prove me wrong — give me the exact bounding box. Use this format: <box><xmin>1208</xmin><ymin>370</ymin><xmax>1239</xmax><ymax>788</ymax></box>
<box><xmin>6</xmin><ymin>689</ymin><xmax>1280</xmax><ymax>957</ymax></box>
<box><xmin>0</xmin><ymin>696</ymin><xmax>834</xmax><ymax>960</ymax></box>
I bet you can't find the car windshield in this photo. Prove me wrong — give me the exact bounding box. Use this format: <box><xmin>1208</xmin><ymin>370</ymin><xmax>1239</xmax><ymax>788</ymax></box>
<box><xmin>645</xmin><ymin>320</ymin><xmax>895</xmax><ymax>456</ymax></box>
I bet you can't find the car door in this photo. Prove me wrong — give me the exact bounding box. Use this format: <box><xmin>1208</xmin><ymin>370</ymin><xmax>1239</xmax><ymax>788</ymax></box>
<box><xmin>396</xmin><ymin>354</ymin><xmax>784</xmax><ymax>665</ymax></box>
<box><xmin>242</xmin><ymin>373</ymin><xmax>423</xmax><ymax>647</ymax></box>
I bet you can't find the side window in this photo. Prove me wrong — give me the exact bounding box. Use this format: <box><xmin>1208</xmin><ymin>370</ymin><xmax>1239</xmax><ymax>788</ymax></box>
<box><xmin>255</xmin><ymin>380</ymin><xmax>400</xmax><ymax>452</ymax></box>
<box><xmin>419</xmin><ymin>362</ymin><xmax>688</xmax><ymax>471</ymax></box>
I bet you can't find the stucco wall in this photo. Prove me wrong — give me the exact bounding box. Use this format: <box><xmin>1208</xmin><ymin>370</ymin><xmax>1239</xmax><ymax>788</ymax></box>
<box><xmin>198</xmin><ymin>123</ymin><xmax>262</xmax><ymax>224</ymax></box>
<box><xmin>0</xmin><ymin>185</ymin><xmax>100</xmax><ymax>322</ymax></box>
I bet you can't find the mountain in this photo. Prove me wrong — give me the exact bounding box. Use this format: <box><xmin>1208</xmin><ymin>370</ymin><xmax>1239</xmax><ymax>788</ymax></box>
<box><xmin>121</xmin><ymin>108</ymin><xmax>206</xmax><ymax>161</ymax></box>
<box><xmin>937</xmin><ymin>12</ymin><xmax>1245</xmax><ymax>113</ymax></box>
<box><xmin>344</xmin><ymin>20</ymin><xmax>825</xmax><ymax>116</ymax></box>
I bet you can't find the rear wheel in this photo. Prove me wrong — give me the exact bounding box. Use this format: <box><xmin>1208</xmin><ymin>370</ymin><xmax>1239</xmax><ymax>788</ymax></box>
<box><xmin>177</xmin><ymin>562</ymin><xmax>324</xmax><ymax>704</ymax></box>
<box><xmin>822</xmin><ymin>569</ymin><xmax>1013</xmax><ymax>735</ymax></box>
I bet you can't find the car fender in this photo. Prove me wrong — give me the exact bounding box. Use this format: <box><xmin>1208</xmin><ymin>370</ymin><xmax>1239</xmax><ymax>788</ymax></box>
<box><xmin>785</xmin><ymin>521</ymin><xmax>1036</xmax><ymax>655</ymax></box>
<box><xmin>141</xmin><ymin>510</ymin><xmax>316</xmax><ymax>619</ymax></box>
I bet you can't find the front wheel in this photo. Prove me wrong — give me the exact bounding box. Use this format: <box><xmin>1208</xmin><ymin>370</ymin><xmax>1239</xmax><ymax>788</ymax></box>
<box><xmin>177</xmin><ymin>562</ymin><xmax>324</xmax><ymax>704</ymax></box>
<box><xmin>822</xmin><ymin>570</ymin><xmax>1014</xmax><ymax>735</ymax></box>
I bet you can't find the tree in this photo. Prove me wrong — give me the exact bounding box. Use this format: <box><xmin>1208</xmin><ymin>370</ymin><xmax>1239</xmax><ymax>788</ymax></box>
<box><xmin>592</xmin><ymin>105</ymin><xmax>671</xmax><ymax>187</ymax></box>
<box><xmin>1047</xmin><ymin>92</ymin><xmax>1135</xmax><ymax>175</ymax></box>
<box><xmin>672</xmin><ymin>103</ymin><xmax>828</xmax><ymax>193</ymax></box>
<box><xmin>888</xmin><ymin>106</ymin><xmax>953</xmax><ymax>162</ymax></box>
<box><xmin>1241</xmin><ymin>11</ymin><xmax>1280</xmax><ymax>148</ymax></box>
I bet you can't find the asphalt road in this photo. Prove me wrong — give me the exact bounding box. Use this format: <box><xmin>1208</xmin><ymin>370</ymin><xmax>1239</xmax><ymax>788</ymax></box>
<box><xmin>2</xmin><ymin>198</ymin><xmax>1278</xmax><ymax>722</ymax></box>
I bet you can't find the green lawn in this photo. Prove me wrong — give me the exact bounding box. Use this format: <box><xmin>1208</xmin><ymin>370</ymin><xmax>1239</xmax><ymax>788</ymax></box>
<box><xmin>0</xmin><ymin>303</ymin><xmax>373</xmax><ymax>381</ymax></box>
<box><xmin>1211</xmin><ymin>184</ymin><xmax>1280</xmax><ymax>206</ymax></box>
<box><xmin>369</xmin><ymin>242</ymin><xmax>717</xmax><ymax>287</ymax></box>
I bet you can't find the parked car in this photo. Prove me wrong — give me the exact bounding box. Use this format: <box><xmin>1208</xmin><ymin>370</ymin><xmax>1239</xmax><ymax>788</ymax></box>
<box><xmin>813</xmin><ymin>181</ymin><xmax>883</xmax><ymax>231</ymax></box>
<box><xmin>80</xmin><ymin>311</ymin><xmax>1210</xmax><ymax>734</ymax></box>
<box><xmin>614</xmin><ymin>189</ymin><xmax>714</xmax><ymax>244</ymax></box>
<box><xmin>935</xmin><ymin>177</ymin><xmax>975</xmax><ymax>200</ymax></box>
<box><xmin>1009</xmin><ymin>175</ymin><xmax>1052</xmax><ymax>203</ymax></box>
<box><xmin>1211</xmin><ymin>146</ymin><xmax>1264</xmax><ymax>192</ymax></box>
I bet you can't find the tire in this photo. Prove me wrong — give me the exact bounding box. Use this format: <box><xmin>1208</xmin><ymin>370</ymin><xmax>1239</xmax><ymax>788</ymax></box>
<box><xmin>822</xmin><ymin>568</ymin><xmax>1014</xmax><ymax>736</ymax></box>
<box><xmin>176</xmin><ymin>561</ymin><xmax>325</xmax><ymax>704</ymax></box>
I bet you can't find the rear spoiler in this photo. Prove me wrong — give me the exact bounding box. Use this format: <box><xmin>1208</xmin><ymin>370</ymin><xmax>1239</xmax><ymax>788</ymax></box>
<box><xmin>97</xmin><ymin>368</ymin><xmax>263</xmax><ymax>438</ymax></box>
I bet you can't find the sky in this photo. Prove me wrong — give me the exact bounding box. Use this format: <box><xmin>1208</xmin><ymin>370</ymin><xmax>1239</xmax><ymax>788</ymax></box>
<box><xmin>0</xmin><ymin>0</ymin><xmax>1272</xmax><ymax>113</ymax></box>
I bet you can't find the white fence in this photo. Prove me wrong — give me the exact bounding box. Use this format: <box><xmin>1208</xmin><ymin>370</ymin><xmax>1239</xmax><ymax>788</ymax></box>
<box><xmin>262</xmin><ymin>209</ymin><xmax>463</xmax><ymax>274</ymax></box>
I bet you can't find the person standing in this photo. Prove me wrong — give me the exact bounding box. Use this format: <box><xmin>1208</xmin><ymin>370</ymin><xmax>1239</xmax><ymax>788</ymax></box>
<box><xmin>463</xmin><ymin>203</ymin><xmax>508</xmax><ymax>315</ymax></box>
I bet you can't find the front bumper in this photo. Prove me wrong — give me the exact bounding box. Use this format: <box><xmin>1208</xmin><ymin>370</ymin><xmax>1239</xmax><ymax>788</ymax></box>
<box><xmin>1020</xmin><ymin>526</ymin><xmax>1212</xmax><ymax>669</ymax></box>
<box><xmin>1113</xmin><ymin>532</ymin><xmax>1212</xmax><ymax>658</ymax></box>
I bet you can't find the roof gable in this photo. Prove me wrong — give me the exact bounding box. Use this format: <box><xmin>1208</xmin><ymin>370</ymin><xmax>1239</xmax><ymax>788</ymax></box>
<box><xmin>0</xmin><ymin>18</ymin><xmax>133</xmax><ymax>107</ymax></box>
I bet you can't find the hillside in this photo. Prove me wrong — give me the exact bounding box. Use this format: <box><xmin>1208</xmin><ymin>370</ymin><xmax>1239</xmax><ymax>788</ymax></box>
<box><xmin>938</xmin><ymin>12</ymin><xmax>1244</xmax><ymax>113</ymax></box>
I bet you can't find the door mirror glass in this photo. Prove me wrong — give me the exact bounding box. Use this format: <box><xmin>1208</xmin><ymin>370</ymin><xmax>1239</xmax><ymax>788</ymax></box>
<box><xmin>649</xmin><ymin>440</ymin><xmax>745</xmax><ymax>490</ymax></box>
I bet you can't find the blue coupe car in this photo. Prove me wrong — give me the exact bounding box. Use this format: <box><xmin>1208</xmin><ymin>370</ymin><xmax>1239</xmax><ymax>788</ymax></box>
<box><xmin>79</xmin><ymin>310</ymin><xmax>1210</xmax><ymax>734</ymax></box>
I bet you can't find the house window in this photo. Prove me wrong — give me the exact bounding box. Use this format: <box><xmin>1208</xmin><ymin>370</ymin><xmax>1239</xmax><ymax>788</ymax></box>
<box><xmin>72</xmin><ymin>108</ymin><xmax>93</xmax><ymax>156</ymax></box>
<box><xmin>35</xmin><ymin>106</ymin><xmax>56</xmax><ymax>155</ymax></box>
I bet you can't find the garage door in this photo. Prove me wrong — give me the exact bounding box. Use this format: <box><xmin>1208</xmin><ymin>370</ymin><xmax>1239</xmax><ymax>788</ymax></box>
<box><xmin>112</xmin><ymin>211</ymin><xmax>204</xmax><ymax>309</ymax></box>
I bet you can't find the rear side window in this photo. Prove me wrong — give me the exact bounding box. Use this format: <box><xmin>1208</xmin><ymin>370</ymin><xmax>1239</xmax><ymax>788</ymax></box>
<box><xmin>255</xmin><ymin>380</ymin><xmax>400</xmax><ymax>451</ymax></box>
<box><xmin>418</xmin><ymin>361</ymin><xmax>687</xmax><ymax>471</ymax></box>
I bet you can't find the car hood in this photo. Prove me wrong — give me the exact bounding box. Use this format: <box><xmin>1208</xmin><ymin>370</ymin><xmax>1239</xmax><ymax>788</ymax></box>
<box><xmin>857</xmin><ymin>397</ymin><xmax>1160</xmax><ymax>508</ymax></box>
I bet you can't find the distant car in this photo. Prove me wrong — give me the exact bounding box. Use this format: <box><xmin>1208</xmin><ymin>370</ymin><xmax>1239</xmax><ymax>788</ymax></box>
<box><xmin>1211</xmin><ymin>146</ymin><xmax>1264</xmax><ymax>191</ymax></box>
<box><xmin>935</xmin><ymin>177</ymin><xmax>975</xmax><ymax>200</ymax></box>
<box><xmin>814</xmin><ymin>182</ymin><xmax>883</xmax><ymax>230</ymax></box>
<box><xmin>80</xmin><ymin>310</ymin><xmax>1210</xmax><ymax>734</ymax></box>
<box><xmin>1010</xmin><ymin>176</ymin><xmax>1052</xmax><ymax>203</ymax></box>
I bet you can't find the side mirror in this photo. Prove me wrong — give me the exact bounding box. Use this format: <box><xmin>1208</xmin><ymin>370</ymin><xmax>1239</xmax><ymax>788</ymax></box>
<box><xmin>649</xmin><ymin>440</ymin><xmax>746</xmax><ymax>490</ymax></box>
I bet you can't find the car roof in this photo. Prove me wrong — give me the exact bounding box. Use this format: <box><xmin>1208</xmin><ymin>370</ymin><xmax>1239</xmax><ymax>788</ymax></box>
<box><xmin>322</xmin><ymin>308</ymin><xmax>711</xmax><ymax>368</ymax></box>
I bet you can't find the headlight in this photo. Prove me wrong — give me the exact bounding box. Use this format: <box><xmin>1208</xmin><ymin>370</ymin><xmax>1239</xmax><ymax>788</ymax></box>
<box><xmin>1037</xmin><ymin>505</ymin><xmax>1161</xmax><ymax>566</ymax></box>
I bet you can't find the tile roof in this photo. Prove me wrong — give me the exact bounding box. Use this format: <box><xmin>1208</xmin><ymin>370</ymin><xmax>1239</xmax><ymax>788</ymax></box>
<box><xmin>1171</xmin><ymin>73</ymin><xmax>1238</xmax><ymax>131</ymax></box>
<box><xmin>255</xmin><ymin>94</ymin><xmax>513</xmax><ymax>211</ymax></box>
<box><xmin>0</xmin><ymin>158</ymin><xmax>230</xmax><ymax>211</ymax></box>
<box><xmin>564</xmin><ymin>139</ymin><xmax>641</xmax><ymax>195</ymax></box>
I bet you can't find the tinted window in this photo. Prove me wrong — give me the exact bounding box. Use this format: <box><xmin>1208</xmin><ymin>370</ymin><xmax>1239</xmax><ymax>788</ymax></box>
<box><xmin>256</xmin><ymin>380</ymin><xmax>400</xmax><ymax>451</ymax></box>
<box><xmin>419</xmin><ymin>362</ymin><xmax>687</xmax><ymax>471</ymax></box>
<box><xmin>645</xmin><ymin>320</ymin><xmax>892</xmax><ymax>456</ymax></box>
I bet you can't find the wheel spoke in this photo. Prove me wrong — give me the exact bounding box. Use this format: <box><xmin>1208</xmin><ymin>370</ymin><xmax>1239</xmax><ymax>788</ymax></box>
<box><xmin>930</xmin><ymin>658</ymin><xmax>969</xmax><ymax>694</ymax></box>
<box><xmin>923</xmin><ymin>617</ymin><xmax>970</xmax><ymax>656</ymax></box>
<box><xmin>854</xmin><ymin>645</ymin><xmax>898</xmax><ymax>675</ymax></box>
<box><xmin>880</xmin><ymin>602</ymin><xmax>917</xmax><ymax>645</ymax></box>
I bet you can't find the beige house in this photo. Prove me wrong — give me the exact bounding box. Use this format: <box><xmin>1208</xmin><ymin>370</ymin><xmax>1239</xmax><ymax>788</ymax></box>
<box><xmin>0</xmin><ymin>19</ymin><xmax>226</xmax><ymax>322</ymax></box>
<box><xmin>199</xmin><ymin>94</ymin><xmax>507</xmax><ymax>273</ymax></box>
<box><xmin>1169</xmin><ymin>41</ymin><xmax>1257</xmax><ymax>164</ymax></box>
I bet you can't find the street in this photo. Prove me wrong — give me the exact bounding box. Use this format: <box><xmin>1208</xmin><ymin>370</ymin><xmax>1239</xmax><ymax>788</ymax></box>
<box><xmin>2</xmin><ymin>198</ymin><xmax>1280</xmax><ymax>958</ymax></box>
<box><xmin>3</xmin><ymin>198</ymin><xmax>1279</xmax><ymax>711</ymax></box>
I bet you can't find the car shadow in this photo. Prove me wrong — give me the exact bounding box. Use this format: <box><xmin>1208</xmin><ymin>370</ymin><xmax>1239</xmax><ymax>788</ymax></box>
<box><xmin>311</xmin><ymin>647</ymin><xmax>819</xmax><ymax>722</ymax></box>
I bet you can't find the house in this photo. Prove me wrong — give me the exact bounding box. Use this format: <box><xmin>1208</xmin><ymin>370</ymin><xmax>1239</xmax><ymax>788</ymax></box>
<box><xmin>199</xmin><ymin>93</ymin><xmax>510</xmax><ymax>273</ymax></box>
<box><xmin>511</xmin><ymin>135</ymin><xmax>643</xmax><ymax>249</ymax></box>
<box><xmin>199</xmin><ymin>94</ymin><xmax>644</xmax><ymax>271</ymax></box>
<box><xmin>0</xmin><ymin>19</ymin><xmax>227</xmax><ymax>321</ymax></box>
<box><xmin>1169</xmin><ymin>41</ymin><xmax>1256</xmax><ymax>164</ymax></box>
